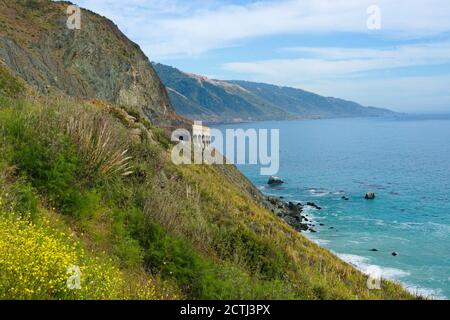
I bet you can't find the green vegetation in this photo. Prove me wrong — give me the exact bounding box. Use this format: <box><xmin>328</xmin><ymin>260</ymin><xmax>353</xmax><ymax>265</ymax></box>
<box><xmin>0</xmin><ymin>1</ymin><xmax>416</xmax><ymax>301</ymax></box>
<box><xmin>0</xmin><ymin>63</ymin><xmax>25</xmax><ymax>99</ymax></box>
<box><xmin>0</xmin><ymin>77</ymin><xmax>414</xmax><ymax>299</ymax></box>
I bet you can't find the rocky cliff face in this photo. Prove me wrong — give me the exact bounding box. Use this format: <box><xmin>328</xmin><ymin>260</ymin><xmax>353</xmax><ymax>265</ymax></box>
<box><xmin>0</xmin><ymin>0</ymin><xmax>185</xmax><ymax>127</ymax></box>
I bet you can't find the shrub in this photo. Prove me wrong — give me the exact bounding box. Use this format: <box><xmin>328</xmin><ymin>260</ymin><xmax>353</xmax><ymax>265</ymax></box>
<box><xmin>6</xmin><ymin>180</ymin><xmax>39</xmax><ymax>219</ymax></box>
<box><xmin>65</xmin><ymin>111</ymin><xmax>133</xmax><ymax>182</ymax></box>
<box><xmin>0</xmin><ymin>107</ymin><xmax>83</xmax><ymax>215</ymax></box>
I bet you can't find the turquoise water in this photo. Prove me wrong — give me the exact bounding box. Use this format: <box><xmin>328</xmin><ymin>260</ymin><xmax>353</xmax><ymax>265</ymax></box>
<box><xmin>216</xmin><ymin>117</ymin><xmax>450</xmax><ymax>299</ymax></box>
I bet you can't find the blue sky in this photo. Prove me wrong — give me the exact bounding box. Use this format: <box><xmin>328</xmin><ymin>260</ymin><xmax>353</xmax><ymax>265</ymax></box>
<box><xmin>71</xmin><ymin>0</ymin><xmax>450</xmax><ymax>113</ymax></box>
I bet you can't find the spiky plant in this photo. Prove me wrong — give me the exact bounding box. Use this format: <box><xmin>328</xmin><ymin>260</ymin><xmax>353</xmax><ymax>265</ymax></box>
<box><xmin>65</xmin><ymin>112</ymin><xmax>133</xmax><ymax>181</ymax></box>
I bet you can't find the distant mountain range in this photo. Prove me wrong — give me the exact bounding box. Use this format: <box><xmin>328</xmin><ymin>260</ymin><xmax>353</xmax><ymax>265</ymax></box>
<box><xmin>153</xmin><ymin>63</ymin><xmax>396</xmax><ymax>123</ymax></box>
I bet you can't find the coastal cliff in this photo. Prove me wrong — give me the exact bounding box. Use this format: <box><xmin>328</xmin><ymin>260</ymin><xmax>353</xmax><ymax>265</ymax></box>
<box><xmin>0</xmin><ymin>0</ymin><xmax>186</xmax><ymax>127</ymax></box>
<box><xmin>0</xmin><ymin>0</ymin><xmax>413</xmax><ymax>300</ymax></box>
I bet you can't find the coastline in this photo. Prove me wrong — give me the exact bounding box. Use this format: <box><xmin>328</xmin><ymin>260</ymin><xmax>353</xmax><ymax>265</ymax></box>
<box><xmin>214</xmin><ymin>117</ymin><xmax>450</xmax><ymax>300</ymax></box>
<box><xmin>260</xmin><ymin>188</ymin><xmax>445</xmax><ymax>300</ymax></box>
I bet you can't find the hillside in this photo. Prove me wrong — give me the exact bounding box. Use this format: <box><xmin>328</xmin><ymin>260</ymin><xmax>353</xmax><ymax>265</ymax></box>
<box><xmin>0</xmin><ymin>0</ymin><xmax>413</xmax><ymax>300</ymax></box>
<box><xmin>0</xmin><ymin>0</ymin><xmax>187</xmax><ymax>128</ymax></box>
<box><xmin>153</xmin><ymin>63</ymin><xmax>290</xmax><ymax>123</ymax></box>
<box><xmin>154</xmin><ymin>63</ymin><xmax>396</xmax><ymax>123</ymax></box>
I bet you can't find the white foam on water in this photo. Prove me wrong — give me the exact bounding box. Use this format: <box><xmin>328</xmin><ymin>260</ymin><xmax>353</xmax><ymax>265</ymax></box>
<box><xmin>306</xmin><ymin>188</ymin><xmax>329</xmax><ymax>197</ymax></box>
<box><xmin>336</xmin><ymin>253</ymin><xmax>410</xmax><ymax>279</ymax></box>
<box><xmin>311</xmin><ymin>238</ymin><xmax>331</xmax><ymax>246</ymax></box>
<box><xmin>335</xmin><ymin>253</ymin><xmax>449</xmax><ymax>299</ymax></box>
<box><xmin>300</xmin><ymin>205</ymin><xmax>319</xmax><ymax>219</ymax></box>
<box><xmin>402</xmin><ymin>283</ymin><xmax>447</xmax><ymax>300</ymax></box>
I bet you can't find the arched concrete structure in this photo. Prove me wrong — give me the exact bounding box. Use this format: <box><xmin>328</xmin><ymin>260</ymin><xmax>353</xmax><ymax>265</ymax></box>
<box><xmin>192</xmin><ymin>122</ymin><xmax>211</xmax><ymax>149</ymax></box>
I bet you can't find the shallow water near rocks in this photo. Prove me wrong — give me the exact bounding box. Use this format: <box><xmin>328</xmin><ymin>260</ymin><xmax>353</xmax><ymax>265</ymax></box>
<box><xmin>216</xmin><ymin>117</ymin><xmax>450</xmax><ymax>299</ymax></box>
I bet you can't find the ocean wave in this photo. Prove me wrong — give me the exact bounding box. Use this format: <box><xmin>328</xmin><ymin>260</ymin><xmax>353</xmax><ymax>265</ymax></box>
<box><xmin>335</xmin><ymin>253</ymin><xmax>448</xmax><ymax>299</ymax></box>
<box><xmin>301</xmin><ymin>205</ymin><xmax>317</xmax><ymax>215</ymax></box>
<box><xmin>305</xmin><ymin>187</ymin><xmax>329</xmax><ymax>197</ymax></box>
<box><xmin>402</xmin><ymin>283</ymin><xmax>447</xmax><ymax>300</ymax></box>
<box><xmin>336</xmin><ymin>253</ymin><xmax>410</xmax><ymax>279</ymax></box>
<box><xmin>310</xmin><ymin>238</ymin><xmax>331</xmax><ymax>246</ymax></box>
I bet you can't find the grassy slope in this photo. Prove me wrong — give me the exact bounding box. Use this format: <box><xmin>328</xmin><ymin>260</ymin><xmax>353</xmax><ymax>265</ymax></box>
<box><xmin>0</xmin><ymin>64</ymin><xmax>413</xmax><ymax>299</ymax></box>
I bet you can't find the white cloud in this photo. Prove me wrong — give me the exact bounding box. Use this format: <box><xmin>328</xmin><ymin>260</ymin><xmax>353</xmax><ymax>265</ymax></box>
<box><xmin>222</xmin><ymin>41</ymin><xmax>450</xmax><ymax>80</ymax></box>
<box><xmin>72</xmin><ymin>0</ymin><xmax>450</xmax><ymax>59</ymax></box>
<box><xmin>220</xmin><ymin>41</ymin><xmax>450</xmax><ymax>112</ymax></box>
<box><xmin>69</xmin><ymin>0</ymin><xmax>450</xmax><ymax>111</ymax></box>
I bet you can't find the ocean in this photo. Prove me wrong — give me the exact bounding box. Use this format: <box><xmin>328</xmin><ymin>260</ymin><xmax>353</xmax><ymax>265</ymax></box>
<box><xmin>216</xmin><ymin>116</ymin><xmax>450</xmax><ymax>299</ymax></box>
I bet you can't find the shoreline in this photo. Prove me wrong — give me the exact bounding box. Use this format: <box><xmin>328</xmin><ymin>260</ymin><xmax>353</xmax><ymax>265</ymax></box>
<box><xmin>260</xmin><ymin>188</ymin><xmax>445</xmax><ymax>300</ymax></box>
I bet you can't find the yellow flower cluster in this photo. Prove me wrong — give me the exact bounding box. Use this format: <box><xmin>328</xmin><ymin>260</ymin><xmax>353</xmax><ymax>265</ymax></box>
<box><xmin>0</xmin><ymin>205</ymin><xmax>124</xmax><ymax>300</ymax></box>
<box><xmin>0</xmin><ymin>214</ymin><xmax>80</xmax><ymax>299</ymax></box>
<box><xmin>0</xmin><ymin>195</ymin><xmax>163</xmax><ymax>300</ymax></box>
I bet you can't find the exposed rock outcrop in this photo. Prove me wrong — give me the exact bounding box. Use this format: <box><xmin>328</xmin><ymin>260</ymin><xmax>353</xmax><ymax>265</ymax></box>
<box><xmin>266</xmin><ymin>197</ymin><xmax>310</xmax><ymax>232</ymax></box>
<box><xmin>0</xmin><ymin>0</ymin><xmax>187</xmax><ymax>128</ymax></box>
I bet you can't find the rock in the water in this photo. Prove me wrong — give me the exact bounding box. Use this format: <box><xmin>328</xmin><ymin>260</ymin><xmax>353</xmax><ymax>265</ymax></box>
<box><xmin>267</xmin><ymin>176</ymin><xmax>284</xmax><ymax>186</ymax></box>
<box><xmin>307</xmin><ymin>202</ymin><xmax>322</xmax><ymax>210</ymax></box>
<box><xmin>365</xmin><ymin>192</ymin><xmax>376</xmax><ymax>200</ymax></box>
<box><xmin>370</xmin><ymin>248</ymin><xmax>379</xmax><ymax>252</ymax></box>
<box><xmin>392</xmin><ymin>252</ymin><xmax>399</xmax><ymax>256</ymax></box>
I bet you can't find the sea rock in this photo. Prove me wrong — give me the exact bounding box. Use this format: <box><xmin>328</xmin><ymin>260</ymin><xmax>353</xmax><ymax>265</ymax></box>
<box><xmin>392</xmin><ymin>252</ymin><xmax>399</xmax><ymax>256</ymax></box>
<box><xmin>370</xmin><ymin>249</ymin><xmax>379</xmax><ymax>252</ymax></box>
<box><xmin>288</xmin><ymin>202</ymin><xmax>300</xmax><ymax>212</ymax></box>
<box><xmin>365</xmin><ymin>192</ymin><xmax>376</xmax><ymax>200</ymax></box>
<box><xmin>307</xmin><ymin>202</ymin><xmax>322</xmax><ymax>210</ymax></box>
<box><xmin>267</xmin><ymin>176</ymin><xmax>284</xmax><ymax>186</ymax></box>
<box><xmin>264</xmin><ymin>196</ymin><xmax>308</xmax><ymax>233</ymax></box>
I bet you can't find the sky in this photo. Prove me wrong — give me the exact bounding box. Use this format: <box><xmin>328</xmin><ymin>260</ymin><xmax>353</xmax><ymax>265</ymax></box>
<box><xmin>71</xmin><ymin>0</ymin><xmax>450</xmax><ymax>113</ymax></box>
